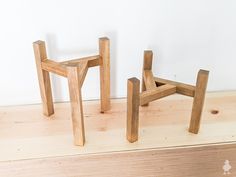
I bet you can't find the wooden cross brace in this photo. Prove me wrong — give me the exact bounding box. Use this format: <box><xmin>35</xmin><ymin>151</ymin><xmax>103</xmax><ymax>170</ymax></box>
<box><xmin>127</xmin><ymin>50</ymin><xmax>209</xmax><ymax>143</ymax></box>
<box><xmin>33</xmin><ymin>37</ymin><xmax>110</xmax><ymax>146</ymax></box>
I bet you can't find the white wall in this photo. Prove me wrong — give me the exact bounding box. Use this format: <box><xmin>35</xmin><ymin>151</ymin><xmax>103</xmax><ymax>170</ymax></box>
<box><xmin>0</xmin><ymin>0</ymin><xmax>236</xmax><ymax>106</ymax></box>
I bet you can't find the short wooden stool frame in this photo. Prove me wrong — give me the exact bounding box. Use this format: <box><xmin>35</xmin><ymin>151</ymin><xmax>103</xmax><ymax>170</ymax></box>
<box><xmin>33</xmin><ymin>37</ymin><xmax>110</xmax><ymax>146</ymax></box>
<box><xmin>127</xmin><ymin>50</ymin><xmax>209</xmax><ymax>143</ymax></box>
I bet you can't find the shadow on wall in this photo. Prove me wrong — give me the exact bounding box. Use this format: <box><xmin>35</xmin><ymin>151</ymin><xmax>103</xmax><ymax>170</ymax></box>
<box><xmin>44</xmin><ymin>32</ymin><xmax>118</xmax><ymax>102</ymax></box>
<box><xmin>45</xmin><ymin>34</ymin><xmax>63</xmax><ymax>102</ymax></box>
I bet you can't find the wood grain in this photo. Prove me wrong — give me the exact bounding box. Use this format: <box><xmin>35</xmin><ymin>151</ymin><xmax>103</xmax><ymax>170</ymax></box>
<box><xmin>142</xmin><ymin>50</ymin><xmax>153</xmax><ymax>106</ymax></box>
<box><xmin>0</xmin><ymin>91</ymin><xmax>236</xmax><ymax>164</ymax></box>
<box><xmin>189</xmin><ymin>69</ymin><xmax>209</xmax><ymax>134</ymax></box>
<box><xmin>67</xmin><ymin>63</ymin><xmax>88</xmax><ymax>146</ymax></box>
<box><xmin>60</xmin><ymin>55</ymin><xmax>100</xmax><ymax>68</ymax></box>
<box><xmin>140</xmin><ymin>84</ymin><xmax>176</xmax><ymax>106</ymax></box>
<box><xmin>142</xmin><ymin>50</ymin><xmax>153</xmax><ymax>70</ymax></box>
<box><xmin>127</xmin><ymin>78</ymin><xmax>140</xmax><ymax>143</ymax></box>
<box><xmin>1</xmin><ymin>143</ymin><xmax>236</xmax><ymax>177</ymax></box>
<box><xmin>41</xmin><ymin>60</ymin><xmax>67</xmax><ymax>77</ymax></box>
<box><xmin>33</xmin><ymin>41</ymin><xmax>54</xmax><ymax>116</ymax></box>
<box><xmin>143</xmin><ymin>70</ymin><xmax>156</xmax><ymax>90</ymax></box>
<box><xmin>155</xmin><ymin>77</ymin><xmax>196</xmax><ymax>97</ymax></box>
<box><xmin>99</xmin><ymin>37</ymin><xmax>111</xmax><ymax>113</ymax></box>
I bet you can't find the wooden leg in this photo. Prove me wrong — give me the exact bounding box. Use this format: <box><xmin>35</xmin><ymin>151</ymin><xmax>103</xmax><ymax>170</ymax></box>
<box><xmin>143</xmin><ymin>70</ymin><xmax>156</xmax><ymax>90</ymax></box>
<box><xmin>127</xmin><ymin>78</ymin><xmax>140</xmax><ymax>143</ymax></box>
<box><xmin>99</xmin><ymin>37</ymin><xmax>111</xmax><ymax>113</ymax></box>
<box><xmin>33</xmin><ymin>41</ymin><xmax>54</xmax><ymax>116</ymax></box>
<box><xmin>67</xmin><ymin>66</ymin><xmax>86</xmax><ymax>146</ymax></box>
<box><xmin>141</xmin><ymin>50</ymin><xmax>153</xmax><ymax>106</ymax></box>
<box><xmin>189</xmin><ymin>70</ymin><xmax>209</xmax><ymax>134</ymax></box>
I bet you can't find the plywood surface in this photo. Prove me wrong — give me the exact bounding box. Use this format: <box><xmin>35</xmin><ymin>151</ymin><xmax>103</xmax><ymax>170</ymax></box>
<box><xmin>1</xmin><ymin>143</ymin><xmax>236</xmax><ymax>177</ymax></box>
<box><xmin>0</xmin><ymin>91</ymin><xmax>236</xmax><ymax>163</ymax></box>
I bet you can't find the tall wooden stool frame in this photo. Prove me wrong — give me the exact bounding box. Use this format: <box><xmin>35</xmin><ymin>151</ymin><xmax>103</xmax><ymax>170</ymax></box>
<box><xmin>127</xmin><ymin>50</ymin><xmax>209</xmax><ymax>143</ymax></box>
<box><xmin>33</xmin><ymin>37</ymin><xmax>110</xmax><ymax>146</ymax></box>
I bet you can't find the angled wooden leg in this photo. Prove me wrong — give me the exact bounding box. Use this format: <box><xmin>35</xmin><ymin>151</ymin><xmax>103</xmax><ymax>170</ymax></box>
<box><xmin>189</xmin><ymin>70</ymin><xmax>209</xmax><ymax>134</ymax></box>
<box><xmin>67</xmin><ymin>65</ymin><xmax>88</xmax><ymax>146</ymax></box>
<box><xmin>99</xmin><ymin>37</ymin><xmax>111</xmax><ymax>113</ymax></box>
<box><xmin>127</xmin><ymin>78</ymin><xmax>140</xmax><ymax>143</ymax></box>
<box><xmin>141</xmin><ymin>50</ymin><xmax>153</xmax><ymax>106</ymax></box>
<box><xmin>33</xmin><ymin>41</ymin><xmax>54</xmax><ymax>116</ymax></box>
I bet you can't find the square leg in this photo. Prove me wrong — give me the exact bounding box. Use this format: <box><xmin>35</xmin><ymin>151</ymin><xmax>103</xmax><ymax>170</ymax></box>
<box><xmin>141</xmin><ymin>50</ymin><xmax>153</xmax><ymax>106</ymax></box>
<box><xmin>127</xmin><ymin>78</ymin><xmax>140</xmax><ymax>143</ymax></box>
<box><xmin>189</xmin><ymin>70</ymin><xmax>209</xmax><ymax>134</ymax></box>
<box><xmin>33</xmin><ymin>41</ymin><xmax>54</xmax><ymax>116</ymax></box>
<box><xmin>67</xmin><ymin>66</ymin><xmax>86</xmax><ymax>146</ymax></box>
<box><xmin>99</xmin><ymin>37</ymin><xmax>111</xmax><ymax>113</ymax></box>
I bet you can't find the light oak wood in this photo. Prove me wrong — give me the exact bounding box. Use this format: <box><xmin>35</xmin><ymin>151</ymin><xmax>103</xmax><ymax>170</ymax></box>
<box><xmin>33</xmin><ymin>37</ymin><xmax>111</xmax><ymax>146</ymax></box>
<box><xmin>67</xmin><ymin>63</ymin><xmax>88</xmax><ymax>146</ymax></box>
<box><xmin>41</xmin><ymin>60</ymin><xmax>67</xmax><ymax>77</ymax></box>
<box><xmin>189</xmin><ymin>70</ymin><xmax>209</xmax><ymax>134</ymax></box>
<box><xmin>131</xmin><ymin>50</ymin><xmax>210</xmax><ymax>142</ymax></box>
<box><xmin>155</xmin><ymin>77</ymin><xmax>196</xmax><ymax>97</ymax></box>
<box><xmin>0</xmin><ymin>91</ymin><xmax>236</xmax><ymax>161</ymax></box>
<box><xmin>0</xmin><ymin>92</ymin><xmax>236</xmax><ymax>177</ymax></box>
<box><xmin>142</xmin><ymin>50</ymin><xmax>153</xmax><ymax>70</ymax></box>
<box><xmin>143</xmin><ymin>70</ymin><xmax>156</xmax><ymax>90</ymax></box>
<box><xmin>140</xmin><ymin>84</ymin><xmax>176</xmax><ymax>106</ymax></box>
<box><xmin>1</xmin><ymin>143</ymin><xmax>236</xmax><ymax>177</ymax></box>
<box><xmin>65</xmin><ymin>61</ymin><xmax>89</xmax><ymax>87</ymax></box>
<box><xmin>142</xmin><ymin>50</ymin><xmax>153</xmax><ymax>106</ymax></box>
<box><xmin>127</xmin><ymin>78</ymin><xmax>140</xmax><ymax>143</ymax></box>
<box><xmin>60</xmin><ymin>55</ymin><xmax>100</xmax><ymax>68</ymax></box>
<box><xmin>33</xmin><ymin>41</ymin><xmax>54</xmax><ymax>116</ymax></box>
<box><xmin>99</xmin><ymin>37</ymin><xmax>111</xmax><ymax>113</ymax></box>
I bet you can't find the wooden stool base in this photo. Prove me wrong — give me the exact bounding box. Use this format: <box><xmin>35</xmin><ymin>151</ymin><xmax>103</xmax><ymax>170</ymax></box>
<box><xmin>127</xmin><ymin>50</ymin><xmax>209</xmax><ymax>143</ymax></box>
<box><xmin>33</xmin><ymin>37</ymin><xmax>111</xmax><ymax>146</ymax></box>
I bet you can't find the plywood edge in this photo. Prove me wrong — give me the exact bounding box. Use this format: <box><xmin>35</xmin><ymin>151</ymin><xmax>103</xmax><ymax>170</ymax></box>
<box><xmin>1</xmin><ymin>142</ymin><xmax>236</xmax><ymax>177</ymax></box>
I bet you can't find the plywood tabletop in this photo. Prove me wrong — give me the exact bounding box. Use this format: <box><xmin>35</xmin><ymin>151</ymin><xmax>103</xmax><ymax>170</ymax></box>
<box><xmin>0</xmin><ymin>91</ymin><xmax>236</xmax><ymax>162</ymax></box>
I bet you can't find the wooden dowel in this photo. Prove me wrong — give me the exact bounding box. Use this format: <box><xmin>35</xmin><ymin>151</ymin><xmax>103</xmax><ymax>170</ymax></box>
<box><xmin>140</xmin><ymin>84</ymin><xmax>176</xmax><ymax>106</ymax></box>
<box><xmin>127</xmin><ymin>78</ymin><xmax>140</xmax><ymax>143</ymax></box>
<box><xmin>142</xmin><ymin>50</ymin><xmax>153</xmax><ymax>106</ymax></box>
<box><xmin>189</xmin><ymin>70</ymin><xmax>209</xmax><ymax>134</ymax></box>
<box><xmin>60</xmin><ymin>55</ymin><xmax>100</xmax><ymax>68</ymax></box>
<box><xmin>99</xmin><ymin>37</ymin><xmax>111</xmax><ymax>113</ymax></box>
<box><xmin>154</xmin><ymin>77</ymin><xmax>196</xmax><ymax>97</ymax></box>
<box><xmin>33</xmin><ymin>41</ymin><xmax>54</xmax><ymax>116</ymax></box>
<box><xmin>67</xmin><ymin>66</ymin><xmax>86</xmax><ymax>146</ymax></box>
<box><xmin>41</xmin><ymin>60</ymin><xmax>67</xmax><ymax>77</ymax></box>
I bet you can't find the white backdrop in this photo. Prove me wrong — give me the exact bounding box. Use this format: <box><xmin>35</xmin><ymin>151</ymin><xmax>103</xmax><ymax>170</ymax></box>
<box><xmin>0</xmin><ymin>0</ymin><xmax>236</xmax><ymax>106</ymax></box>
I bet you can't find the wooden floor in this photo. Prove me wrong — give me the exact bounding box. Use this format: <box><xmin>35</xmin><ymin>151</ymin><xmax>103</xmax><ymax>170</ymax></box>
<box><xmin>0</xmin><ymin>91</ymin><xmax>236</xmax><ymax>177</ymax></box>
